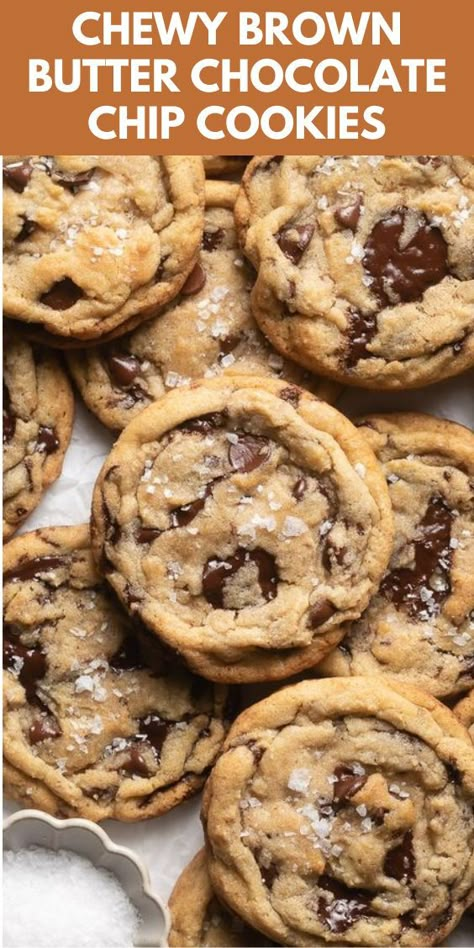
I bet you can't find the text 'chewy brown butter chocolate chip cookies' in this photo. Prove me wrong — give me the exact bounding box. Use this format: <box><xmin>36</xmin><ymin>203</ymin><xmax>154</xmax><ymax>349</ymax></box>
<box><xmin>67</xmin><ymin>181</ymin><xmax>338</xmax><ymax>432</ymax></box>
<box><xmin>3</xmin><ymin>156</ymin><xmax>205</xmax><ymax>342</ymax></box>
<box><xmin>320</xmin><ymin>413</ymin><xmax>474</xmax><ymax>698</ymax></box>
<box><xmin>91</xmin><ymin>376</ymin><xmax>393</xmax><ymax>683</ymax></box>
<box><xmin>3</xmin><ymin>525</ymin><xmax>228</xmax><ymax>821</ymax></box>
<box><xmin>236</xmin><ymin>156</ymin><xmax>474</xmax><ymax>389</ymax></box>
<box><xmin>3</xmin><ymin>323</ymin><xmax>74</xmax><ymax>540</ymax></box>
<box><xmin>202</xmin><ymin>677</ymin><xmax>474</xmax><ymax>947</ymax></box>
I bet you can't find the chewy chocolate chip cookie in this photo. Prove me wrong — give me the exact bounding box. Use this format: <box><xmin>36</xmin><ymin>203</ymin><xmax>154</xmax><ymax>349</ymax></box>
<box><xmin>3</xmin><ymin>156</ymin><xmax>204</xmax><ymax>342</ymax></box>
<box><xmin>236</xmin><ymin>156</ymin><xmax>474</xmax><ymax>389</ymax></box>
<box><xmin>320</xmin><ymin>413</ymin><xmax>474</xmax><ymax>698</ymax></box>
<box><xmin>67</xmin><ymin>182</ymin><xmax>338</xmax><ymax>431</ymax></box>
<box><xmin>3</xmin><ymin>324</ymin><xmax>74</xmax><ymax>540</ymax></box>
<box><xmin>202</xmin><ymin>677</ymin><xmax>474</xmax><ymax>947</ymax></box>
<box><xmin>3</xmin><ymin>525</ymin><xmax>228</xmax><ymax>821</ymax></box>
<box><xmin>91</xmin><ymin>375</ymin><xmax>393</xmax><ymax>683</ymax></box>
<box><xmin>169</xmin><ymin>848</ymin><xmax>277</xmax><ymax>947</ymax></box>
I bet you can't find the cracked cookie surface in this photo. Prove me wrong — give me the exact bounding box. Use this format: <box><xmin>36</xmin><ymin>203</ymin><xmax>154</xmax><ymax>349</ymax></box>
<box><xmin>236</xmin><ymin>156</ymin><xmax>474</xmax><ymax>389</ymax></box>
<box><xmin>3</xmin><ymin>156</ymin><xmax>204</xmax><ymax>341</ymax></box>
<box><xmin>202</xmin><ymin>677</ymin><xmax>474</xmax><ymax>947</ymax></box>
<box><xmin>91</xmin><ymin>375</ymin><xmax>393</xmax><ymax>683</ymax></box>
<box><xmin>3</xmin><ymin>525</ymin><xmax>228</xmax><ymax>821</ymax></box>
<box><xmin>67</xmin><ymin>183</ymin><xmax>338</xmax><ymax>431</ymax></box>
<box><xmin>3</xmin><ymin>324</ymin><xmax>74</xmax><ymax>540</ymax></box>
<box><xmin>169</xmin><ymin>848</ymin><xmax>277</xmax><ymax>946</ymax></box>
<box><xmin>320</xmin><ymin>413</ymin><xmax>474</xmax><ymax>698</ymax></box>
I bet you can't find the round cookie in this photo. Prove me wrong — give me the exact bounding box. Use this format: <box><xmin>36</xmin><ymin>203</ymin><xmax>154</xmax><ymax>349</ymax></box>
<box><xmin>91</xmin><ymin>375</ymin><xmax>393</xmax><ymax>683</ymax></box>
<box><xmin>202</xmin><ymin>677</ymin><xmax>474</xmax><ymax>947</ymax></box>
<box><xmin>236</xmin><ymin>156</ymin><xmax>474</xmax><ymax>389</ymax></box>
<box><xmin>67</xmin><ymin>182</ymin><xmax>339</xmax><ymax>431</ymax></box>
<box><xmin>455</xmin><ymin>691</ymin><xmax>474</xmax><ymax>743</ymax></box>
<box><xmin>169</xmin><ymin>848</ymin><xmax>277</xmax><ymax>947</ymax></box>
<box><xmin>3</xmin><ymin>156</ymin><xmax>204</xmax><ymax>342</ymax></box>
<box><xmin>319</xmin><ymin>413</ymin><xmax>474</xmax><ymax>698</ymax></box>
<box><xmin>3</xmin><ymin>525</ymin><xmax>228</xmax><ymax>822</ymax></box>
<box><xmin>203</xmin><ymin>157</ymin><xmax>252</xmax><ymax>177</ymax></box>
<box><xmin>3</xmin><ymin>324</ymin><xmax>74</xmax><ymax>540</ymax></box>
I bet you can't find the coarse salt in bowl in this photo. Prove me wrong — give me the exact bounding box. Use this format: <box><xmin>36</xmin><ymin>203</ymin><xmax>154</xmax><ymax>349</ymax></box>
<box><xmin>3</xmin><ymin>810</ymin><xmax>169</xmax><ymax>948</ymax></box>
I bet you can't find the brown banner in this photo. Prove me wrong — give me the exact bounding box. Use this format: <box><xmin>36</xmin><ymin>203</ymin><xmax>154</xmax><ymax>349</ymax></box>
<box><xmin>1</xmin><ymin>0</ymin><xmax>472</xmax><ymax>153</ymax></box>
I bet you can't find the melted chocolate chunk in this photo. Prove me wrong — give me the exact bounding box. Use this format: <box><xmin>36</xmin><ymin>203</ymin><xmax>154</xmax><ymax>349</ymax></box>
<box><xmin>309</xmin><ymin>599</ymin><xmax>336</xmax><ymax>628</ymax></box>
<box><xmin>138</xmin><ymin>714</ymin><xmax>172</xmax><ymax>758</ymax></box>
<box><xmin>363</xmin><ymin>207</ymin><xmax>449</xmax><ymax>306</ymax></box>
<box><xmin>316</xmin><ymin>875</ymin><xmax>371</xmax><ymax>933</ymax></box>
<box><xmin>279</xmin><ymin>386</ymin><xmax>301</xmax><ymax>407</ymax></box>
<box><xmin>258</xmin><ymin>861</ymin><xmax>278</xmax><ymax>888</ymax></box>
<box><xmin>136</xmin><ymin>526</ymin><xmax>162</xmax><ymax>544</ymax></box>
<box><xmin>345</xmin><ymin>309</ymin><xmax>377</xmax><ymax>367</ymax></box>
<box><xmin>218</xmin><ymin>334</ymin><xmax>241</xmax><ymax>360</ymax></box>
<box><xmin>122</xmin><ymin>746</ymin><xmax>151</xmax><ymax>777</ymax></box>
<box><xmin>16</xmin><ymin>217</ymin><xmax>38</xmax><ymax>242</ymax></box>
<box><xmin>335</xmin><ymin>195</ymin><xmax>363</xmax><ymax>231</ymax></box>
<box><xmin>416</xmin><ymin>156</ymin><xmax>443</xmax><ymax>168</ymax></box>
<box><xmin>29</xmin><ymin>715</ymin><xmax>61</xmax><ymax>745</ymax></box>
<box><xmin>170</xmin><ymin>483</ymin><xmax>214</xmax><ymax>528</ymax></box>
<box><xmin>107</xmin><ymin>354</ymin><xmax>141</xmax><ymax>388</ymax></box>
<box><xmin>292</xmin><ymin>477</ymin><xmax>308</xmax><ymax>502</ymax></box>
<box><xmin>202</xmin><ymin>227</ymin><xmax>225</xmax><ymax>252</ymax></box>
<box><xmin>110</xmin><ymin>635</ymin><xmax>145</xmax><ymax>671</ymax></box>
<box><xmin>36</xmin><ymin>426</ymin><xmax>59</xmax><ymax>454</ymax></box>
<box><xmin>332</xmin><ymin>765</ymin><xmax>368</xmax><ymax>803</ymax></box>
<box><xmin>3</xmin><ymin>384</ymin><xmax>16</xmax><ymax>443</ymax></box>
<box><xmin>52</xmin><ymin>167</ymin><xmax>95</xmax><ymax>192</ymax></box>
<box><xmin>228</xmin><ymin>434</ymin><xmax>271</xmax><ymax>474</ymax></box>
<box><xmin>40</xmin><ymin>278</ymin><xmax>84</xmax><ymax>310</ymax></box>
<box><xmin>4</xmin><ymin>554</ymin><xmax>65</xmax><ymax>583</ymax></box>
<box><xmin>380</xmin><ymin>494</ymin><xmax>453</xmax><ymax>619</ymax></box>
<box><xmin>3</xmin><ymin>159</ymin><xmax>33</xmax><ymax>192</ymax></box>
<box><xmin>178</xmin><ymin>412</ymin><xmax>226</xmax><ymax>435</ymax></box>
<box><xmin>181</xmin><ymin>262</ymin><xmax>206</xmax><ymax>296</ymax></box>
<box><xmin>202</xmin><ymin>548</ymin><xmax>278</xmax><ymax>609</ymax></box>
<box><xmin>277</xmin><ymin>223</ymin><xmax>314</xmax><ymax>264</ymax></box>
<box><xmin>384</xmin><ymin>831</ymin><xmax>415</xmax><ymax>884</ymax></box>
<box><xmin>3</xmin><ymin>634</ymin><xmax>47</xmax><ymax>702</ymax></box>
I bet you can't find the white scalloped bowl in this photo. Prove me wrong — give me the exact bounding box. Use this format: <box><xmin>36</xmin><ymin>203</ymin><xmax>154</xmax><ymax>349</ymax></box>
<box><xmin>3</xmin><ymin>810</ymin><xmax>169</xmax><ymax>948</ymax></box>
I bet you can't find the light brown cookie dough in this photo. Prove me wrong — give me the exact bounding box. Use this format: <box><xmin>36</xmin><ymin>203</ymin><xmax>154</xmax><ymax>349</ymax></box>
<box><xmin>454</xmin><ymin>691</ymin><xmax>474</xmax><ymax>743</ymax></box>
<box><xmin>3</xmin><ymin>525</ymin><xmax>228</xmax><ymax>821</ymax></box>
<box><xmin>320</xmin><ymin>413</ymin><xmax>474</xmax><ymax>698</ymax></box>
<box><xmin>236</xmin><ymin>156</ymin><xmax>474</xmax><ymax>389</ymax></box>
<box><xmin>169</xmin><ymin>848</ymin><xmax>278</xmax><ymax>947</ymax></box>
<box><xmin>3</xmin><ymin>324</ymin><xmax>74</xmax><ymax>540</ymax></box>
<box><xmin>3</xmin><ymin>156</ymin><xmax>205</xmax><ymax>341</ymax></box>
<box><xmin>67</xmin><ymin>182</ymin><xmax>339</xmax><ymax>431</ymax></box>
<box><xmin>91</xmin><ymin>375</ymin><xmax>393</xmax><ymax>683</ymax></box>
<box><xmin>202</xmin><ymin>677</ymin><xmax>474</xmax><ymax>947</ymax></box>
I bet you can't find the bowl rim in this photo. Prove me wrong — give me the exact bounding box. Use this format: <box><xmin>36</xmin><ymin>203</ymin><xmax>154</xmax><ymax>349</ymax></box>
<box><xmin>3</xmin><ymin>808</ymin><xmax>170</xmax><ymax>947</ymax></box>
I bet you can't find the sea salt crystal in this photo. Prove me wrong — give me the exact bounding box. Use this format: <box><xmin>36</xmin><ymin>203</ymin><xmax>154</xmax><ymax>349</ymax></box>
<box><xmin>288</xmin><ymin>768</ymin><xmax>312</xmax><ymax>792</ymax></box>
<box><xmin>354</xmin><ymin>463</ymin><xmax>366</xmax><ymax>479</ymax></box>
<box><xmin>282</xmin><ymin>516</ymin><xmax>308</xmax><ymax>538</ymax></box>
<box><xmin>3</xmin><ymin>846</ymin><xmax>141</xmax><ymax>948</ymax></box>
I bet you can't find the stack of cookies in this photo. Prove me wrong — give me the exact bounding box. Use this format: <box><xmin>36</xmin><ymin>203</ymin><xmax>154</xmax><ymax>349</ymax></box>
<box><xmin>3</xmin><ymin>154</ymin><xmax>474</xmax><ymax>948</ymax></box>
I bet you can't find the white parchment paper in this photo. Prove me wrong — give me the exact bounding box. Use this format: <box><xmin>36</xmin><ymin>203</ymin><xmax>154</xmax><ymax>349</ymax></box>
<box><xmin>4</xmin><ymin>369</ymin><xmax>474</xmax><ymax>945</ymax></box>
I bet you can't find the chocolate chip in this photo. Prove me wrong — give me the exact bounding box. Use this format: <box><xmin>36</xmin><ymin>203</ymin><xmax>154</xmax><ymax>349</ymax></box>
<box><xmin>178</xmin><ymin>412</ymin><xmax>227</xmax><ymax>435</ymax></box>
<box><xmin>107</xmin><ymin>354</ymin><xmax>141</xmax><ymax>388</ymax></box>
<box><xmin>292</xmin><ymin>477</ymin><xmax>308</xmax><ymax>502</ymax></box>
<box><xmin>121</xmin><ymin>746</ymin><xmax>151</xmax><ymax>777</ymax></box>
<box><xmin>170</xmin><ymin>485</ymin><xmax>213</xmax><ymax>528</ymax></box>
<box><xmin>335</xmin><ymin>195</ymin><xmax>363</xmax><ymax>231</ymax></box>
<box><xmin>309</xmin><ymin>599</ymin><xmax>336</xmax><ymax>628</ymax></box>
<box><xmin>277</xmin><ymin>223</ymin><xmax>314</xmax><ymax>264</ymax></box>
<box><xmin>383</xmin><ymin>831</ymin><xmax>415</xmax><ymax>884</ymax></box>
<box><xmin>3</xmin><ymin>384</ymin><xmax>16</xmax><ymax>444</ymax></box>
<box><xmin>136</xmin><ymin>526</ymin><xmax>162</xmax><ymax>544</ymax></box>
<box><xmin>332</xmin><ymin>765</ymin><xmax>367</xmax><ymax>803</ymax></box>
<box><xmin>110</xmin><ymin>635</ymin><xmax>145</xmax><ymax>671</ymax></box>
<box><xmin>363</xmin><ymin>207</ymin><xmax>449</xmax><ymax>306</ymax></box>
<box><xmin>316</xmin><ymin>875</ymin><xmax>371</xmax><ymax>932</ymax></box>
<box><xmin>16</xmin><ymin>217</ymin><xmax>38</xmax><ymax>242</ymax></box>
<box><xmin>3</xmin><ymin>635</ymin><xmax>47</xmax><ymax>702</ymax></box>
<box><xmin>4</xmin><ymin>554</ymin><xmax>65</xmax><ymax>583</ymax></box>
<box><xmin>181</xmin><ymin>262</ymin><xmax>207</xmax><ymax>296</ymax></box>
<box><xmin>228</xmin><ymin>434</ymin><xmax>271</xmax><ymax>474</ymax></box>
<box><xmin>380</xmin><ymin>494</ymin><xmax>453</xmax><ymax>619</ymax></box>
<box><xmin>36</xmin><ymin>426</ymin><xmax>59</xmax><ymax>454</ymax></box>
<box><xmin>202</xmin><ymin>227</ymin><xmax>225</xmax><ymax>251</ymax></box>
<box><xmin>279</xmin><ymin>386</ymin><xmax>301</xmax><ymax>406</ymax></box>
<box><xmin>416</xmin><ymin>156</ymin><xmax>443</xmax><ymax>168</ymax></box>
<box><xmin>218</xmin><ymin>335</ymin><xmax>241</xmax><ymax>360</ymax></box>
<box><xmin>202</xmin><ymin>547</ymin><xmax>278</xmax><ymax>609</ymax></box>
<box><xmin>40</xmin><ymin>278</ymin><xmax>84</xmax><ymax>310</ymax></box>
<box><xmin>29</xmin><ymin>715</ymin><xmax>61</xmax><ymax>744</ymax></box>
<box><xmin>3</xmin><ymin>159</ymin><xmax>33</xmax><ymax>192</ymax></box>
<box><xmin>345</xmin><ymin>309</ymin><xmax>377</xmax><ymax>367</ymax></box>
<box><xmin>52</xmin><ymin>167</ymin><xmax>95</xmax><ymax>192</ymax></box>
<box><xmin>138</xmin><ymin>714</ymin><xmax>172</xmax><ymax>758</ymax></box>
